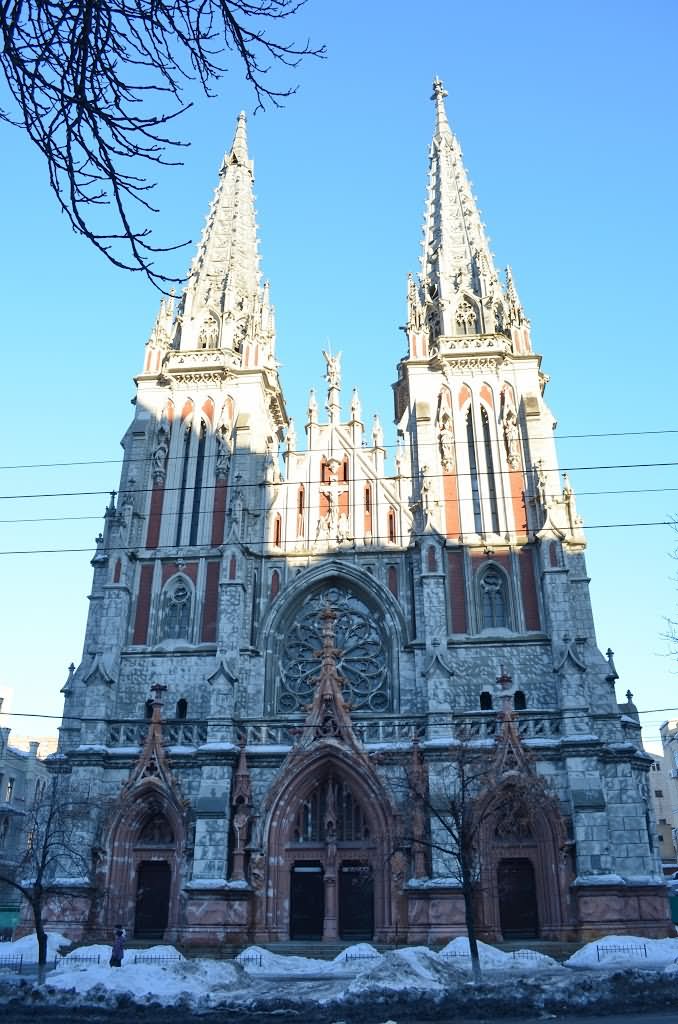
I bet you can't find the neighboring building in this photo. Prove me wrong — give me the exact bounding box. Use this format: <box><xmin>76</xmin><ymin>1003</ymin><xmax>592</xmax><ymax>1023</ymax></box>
<box><xmin>0</xmin><ymin>728</ymin><xmax>50</xmax><ymax>934</ymax></box>
<box><xmin>659</xmin><ymin>720</ymin><xmax>678</xmax><ymax>860</ymax></box>
<box><xmin>44</xmin><ymin>81</ymin><xmax>671</xmax><ymax>947</ymax></box>
<box><xmin>644</xmin><ymin>748</ymin><xmax>677</xmax><ymax>867</ymax></box>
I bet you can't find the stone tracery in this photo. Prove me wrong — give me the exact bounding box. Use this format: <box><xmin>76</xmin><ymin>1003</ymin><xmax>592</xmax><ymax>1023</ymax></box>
<box><xmin>277</xmin><ymin>586</ymin><xmax>389</xmax><ymax>713</ymax></box>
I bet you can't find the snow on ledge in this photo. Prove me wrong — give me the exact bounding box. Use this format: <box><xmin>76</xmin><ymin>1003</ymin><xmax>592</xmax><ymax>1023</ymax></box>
<box><xmin>184</xmin><ymin>878</ymin><xmax>250</xmax><ymax>891</ymax></box>
<box><xmin>405</xmin><ymin>876</ymin><xmax>461</xmax><ymax>889</ymax></box>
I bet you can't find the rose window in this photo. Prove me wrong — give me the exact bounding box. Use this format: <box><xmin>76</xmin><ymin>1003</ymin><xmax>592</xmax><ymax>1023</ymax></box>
<box><xmin>278</xmin><ymin>587</ymin><xmax>389</xmax><ymax>713</ymax></box>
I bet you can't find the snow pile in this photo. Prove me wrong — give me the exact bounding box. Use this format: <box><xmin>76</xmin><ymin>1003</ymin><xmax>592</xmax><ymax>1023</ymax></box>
<box><xmin>1</xmin><ymin>931</ymin><xmax>70</xmax><ymax>962</ymax></box>
<box><xmin>345</xmin><ymin>946</ymin><xmax>463</xmax><ymax>995</ymax></box>
<box><xmin>236</xmin><ymin>942</ymin><xmax>381</xmax><ymax>974</ymax></box>
<box><xmin>566</xmin><ymin>934</ymin><xmax>678</xmax><ymax>969</ymax></box>
<box><xmin>439</xmin><ymin>936</ymin><xmax>557</xmax><ymax>970</ymax></box>
<box><xmin>236</xmin><ymin>944</ymin><xmax>333</xmax><ymax>974</ymax></box>
<box><xmin>333</xmin><ymin>941</ymin><xmax>382</xmax><ymax>963</ymax></box>
<box><xmin>63</xmin><ymin>942</ymin><xmax>186</xmax><ymax>965</ymax></box>
<box><xmin>46</xmin><ymin>958</ymin><xmax>251</xmax><ymax>1008</ymax></box>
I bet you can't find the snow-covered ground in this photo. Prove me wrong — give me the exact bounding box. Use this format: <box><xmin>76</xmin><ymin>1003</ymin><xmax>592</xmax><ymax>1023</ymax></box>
<box><xmin>1</xmin><ymin>932</ymin><xmax>677</xmax><ymax>1019</ymax></box>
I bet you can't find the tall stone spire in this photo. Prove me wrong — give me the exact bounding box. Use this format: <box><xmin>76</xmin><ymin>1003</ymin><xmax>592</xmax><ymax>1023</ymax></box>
<box><xmin>414</xmin><ymin>79</ymin><xmax>506</xmax><ymax>343</ymax></box>
<box><xmin>174</xmin><ymin>111</ymin><xmax>274</xmax><ymax>357</ymax></box>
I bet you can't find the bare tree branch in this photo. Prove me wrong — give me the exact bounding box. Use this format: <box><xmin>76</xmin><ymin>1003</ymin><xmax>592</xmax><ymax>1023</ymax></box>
<box><xmin>0</xmin><ymin>0</ymin><xmax>325</xmax><ymax>287</ymax></box>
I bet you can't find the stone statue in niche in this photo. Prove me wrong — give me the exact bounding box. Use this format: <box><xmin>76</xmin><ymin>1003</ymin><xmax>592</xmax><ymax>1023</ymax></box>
<box><xmin>152</xmin><ymin>426</ymin><xmax>169</xmax><ymax>482</ymax></box>
<box><xmin>420</xmin><ymin>465</ymin><xmax>435</xmax><ymax>525</ymax></box>
<box><xmin>535</xmin><ymin>459</ymin><xmax>549</xmax><ymax>510</ymax></box>
<box><xmin>215</xmin><ymin>425</ymin><xmax>231</xmax><ymax>479</ymax></box>
<box><xmin>438</xmin><ymin>417</ymin><xmax>455</xmax><ymax>471</ymax></box>
<box><xmin>502</xmin><ymin>407</ymin><xmax>520</xmax><ymax>469</ymax></box>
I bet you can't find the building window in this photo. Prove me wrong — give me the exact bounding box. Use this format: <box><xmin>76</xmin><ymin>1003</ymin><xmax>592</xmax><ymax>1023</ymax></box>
<box><xmin>160</xmin><ymin>576</ymin><xmax>193</xmax><ymax>641</ymax></box>
<box><xmin>655</xmin><ymin>789</ymin><xmax>664</xmax><ymax>798</ymax></box>
<box><xmin>0</xmin><ymin>818</ymin><xmax>8</xmax><ymax>848</ymax></box>
<box><xmin>387</xmin><ymin>507</ymin><xmax>397</xmax><ymax>543</ymax></box>
<box><xmin>188</xmin><ymin>422</ymin><xmax>207</xmax><ymax>545</ymax></box>
<box><xmin>466</xmin><ymin>410</ymin><xmax>482</xmax><ymax>532</ymax></box>
<box><xmin>144</xmin><ymin>699</ymin><xmax>153</xmax><ymax>720</ymax></box>
<box><xmin>480</xmin><ymin>691</ymin><xmax>493</xmax><ymax>711</ymax></box>
<box><xmin>176</xmin><ymin>698</ymin><xmax>188</xmax><ymax>720</ymax></box>
<box><xmin>478</xmin><ymin>565</ymin><xmax>508</xmax><ymax>629</ymax></box>
<box><xmin>481</xmin><ymin>408</ymin><xmax>500</xmax><ymax>533</ymax></box>
<box><xmin>273</xmin><ymin>514</ymin><xmax>282</xmax><ymax>547</ymax></box>
<box><xmin>514</xmin><ymin>690</ymin><xmax>527</xmax><ymax>710</ymax></box>
<box><xmin>5</xmin><ymin>779</ymin><xmax>14</xmax><ymax>803</ymax></box>
<box><xmin>296</xmin><ymin>485</ymin><xmax>305</xmax><ymax>538</ymax></box>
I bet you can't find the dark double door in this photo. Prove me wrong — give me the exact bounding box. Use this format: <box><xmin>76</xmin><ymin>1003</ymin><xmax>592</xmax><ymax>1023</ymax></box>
<box><xmin>134</xmin><ymin>860</ymin><xmax>171</xmax><ymax>938</ymax></box>
<box><xmin>497</xmin><ymin>858</ymin><xmax>539</xmax><ymax>938</ymax></box>
<box><xmin>289</xmin><ymin>861</ymin><xmax>374</xmax><ymax>940</ymax></box>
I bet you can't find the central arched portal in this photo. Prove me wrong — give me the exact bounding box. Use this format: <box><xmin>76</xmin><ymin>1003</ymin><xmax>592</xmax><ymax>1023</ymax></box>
<box><xmin>263</xmin><ymin>751</ymin><xmax>395</xmax><ymax>943</ymax></box>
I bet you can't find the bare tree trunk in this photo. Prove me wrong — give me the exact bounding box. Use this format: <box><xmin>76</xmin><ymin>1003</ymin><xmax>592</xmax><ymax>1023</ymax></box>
<box><xmin>463</xmin><ymin>884</ymin><xmax>482</xmax><ymax>981</ymax></box>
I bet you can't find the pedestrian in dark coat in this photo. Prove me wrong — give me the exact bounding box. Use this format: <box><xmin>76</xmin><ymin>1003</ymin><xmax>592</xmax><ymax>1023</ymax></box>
<box><xmin>110</xmin><ymin>927</ymin><xmax>125</xmax><ymax>967</ymax></box>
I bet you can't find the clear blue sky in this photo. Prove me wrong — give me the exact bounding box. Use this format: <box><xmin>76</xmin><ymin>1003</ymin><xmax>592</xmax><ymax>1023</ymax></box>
<box><xmin>1</xmin><ymin>0</ymin><xmax>677</xmax><ymax>743</ymax></box>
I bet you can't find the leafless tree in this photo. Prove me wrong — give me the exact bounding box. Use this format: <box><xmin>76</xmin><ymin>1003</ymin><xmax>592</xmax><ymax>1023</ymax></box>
<box><xmin>0</xmin><ymin>774</ymin><xmax>91</xmax><ymax>966</ymax></box>
<box><xmin>399</xmin><ymin>723</ymin><xmax>558</xmax><ymax>982</ymax></box>
<box><xmin>0</xmin><ymin>1</ymin><xmax>324</xmax><ymax>286</ymax></box>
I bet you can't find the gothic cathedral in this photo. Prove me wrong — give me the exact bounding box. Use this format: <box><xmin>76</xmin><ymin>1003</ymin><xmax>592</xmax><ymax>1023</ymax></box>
<box><xmin>49</xmin><ymin>82</ymin><xmax>671</xmax><ymax>946</ymax></box>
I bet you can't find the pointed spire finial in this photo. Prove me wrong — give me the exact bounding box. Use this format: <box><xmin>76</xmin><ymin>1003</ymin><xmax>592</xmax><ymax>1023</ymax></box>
<box><xmin>431</xmin><ymin>77</ymin><xmax>451</xmax><ymax>135</ymax></box>
<box><xmin>227</xmin><ymin>110</ymin><xmax>249</xmax><ymax>168</ymax></box>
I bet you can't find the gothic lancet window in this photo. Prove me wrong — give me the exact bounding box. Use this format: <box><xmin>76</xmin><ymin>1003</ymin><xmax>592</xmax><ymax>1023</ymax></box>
<box><xmin>466</xmin><ymin>410</ymin><xmax>483</xmax><ymax>532</ymax></box>
<box><xmin>481</xmin><ymin>408</ymin><xmax>500</xmax><ymax>533</ymax></box>
<box><xmin>160</xmin><ymin>576</ymin><xmax>193</xmax><ymax>641</ymax></box>
<box><xmin>176</xmin><ymin>698</ymin><xmax>188</xmax><ymax>720</ymax></box>
<box><xmin>175</xmin><ymin>426</ymin><xmax>192</xmax><ymax>545</ymax></box>
<box><xmin>188</xmin><ymin>422</ymin><xmax>207</xmax><ymax>545</ymax></box>
<box><xmin>292</xmin><ymin>779</ymin><xmax>370</xmax><ymax>843</ymax></box>
<box><xmin>387</xmin><ymin>507</ymin><xmax>396</xmax><ymax>543</ymax></box>
<box><xmin>478</xmin><ymin>565</ymin><xmax>508</xmax><ymax>630</ymax></box>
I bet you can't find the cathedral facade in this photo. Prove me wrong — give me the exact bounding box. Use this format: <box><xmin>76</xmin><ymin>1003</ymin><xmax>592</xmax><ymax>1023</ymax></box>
<box><xmin>48</xmin><ymin>82</ymin><xmax>670</xmax><ymax>946</ymax></box>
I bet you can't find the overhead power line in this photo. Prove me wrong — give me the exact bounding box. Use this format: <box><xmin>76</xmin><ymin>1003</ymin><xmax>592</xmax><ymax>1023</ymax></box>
<box><xmin>3</xmin><ymin>460</ymin><xmax>678</xmax><ymax>503</ymax></box>
<box><xmin>3</xmin><ymin>485</ymin><xmax>678</xmax><ymax>525</ymax></box>
<box><xmin>0</xmin><ymin>520</ymin><xmax>673</xmax><ymax>556</ymax></box>
<box><xmin>1</xmin><ymin>427</ymin><xmax>678</xmax><ymax>473</ymax></box>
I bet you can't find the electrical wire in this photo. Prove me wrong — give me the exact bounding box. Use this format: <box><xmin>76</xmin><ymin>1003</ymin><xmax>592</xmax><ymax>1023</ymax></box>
<box><xmin>3</xmin><ymin>459</ymin><xmax>678</xmax><ymax>503</ymax></box>
<box><xmin>2</xmin><ymin>426</ymin><xmax>678</xmax><ymax>472</ymax></box>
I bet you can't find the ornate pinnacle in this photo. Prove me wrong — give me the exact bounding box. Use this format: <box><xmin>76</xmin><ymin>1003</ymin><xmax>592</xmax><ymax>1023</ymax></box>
<box><xmin>431</xmin><ymin>77</ymin><xmax>451</xmax><ymax>135</ymax></box>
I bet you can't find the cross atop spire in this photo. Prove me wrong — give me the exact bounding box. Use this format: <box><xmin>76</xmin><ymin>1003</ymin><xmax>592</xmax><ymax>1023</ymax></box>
<box><xmin>431</xmin><ymin>77</ymin><xmax>451</xmax><ymax>135</ymax></box>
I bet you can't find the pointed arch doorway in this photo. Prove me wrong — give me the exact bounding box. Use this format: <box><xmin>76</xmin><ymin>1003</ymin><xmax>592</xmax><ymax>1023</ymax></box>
<box><xmin>262</xmin><ymin>751</ymin><xmax>396</xmax><ymax>943</ymax></box>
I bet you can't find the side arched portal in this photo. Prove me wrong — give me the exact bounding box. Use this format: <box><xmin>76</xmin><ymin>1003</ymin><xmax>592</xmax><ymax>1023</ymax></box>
<box><xmin>477</xmin><ymin>779</ymin><xmax>573</xmax><ymax>941</ymax></box>
<box><xmin>260</xmin><ymin>747</ymin><xmax>398</xmax><ymax>943</ymax></box>
<box><xmin>101</xmin><ymin>782</ymin><xmax>186</xmax><ymax>941</ymax></box>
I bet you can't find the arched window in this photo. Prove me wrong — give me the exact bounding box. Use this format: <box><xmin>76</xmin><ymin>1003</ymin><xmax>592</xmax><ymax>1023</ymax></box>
<box><xmin>387</xmin><ymin>565</ymin><xmax>398</xmax><ymax>597</ymax></box>
<box><xmin>188</xmin><ymin>422</ymin><xmax>207</xmax><ymax>545</ymax></box>
<box><xmin>160</xmin><ymin>576</ymin><xmax>193</xmax><ymax>641</ymax></box>
<box><xmin>273</xmin><ymin>514</ymin><xmax>282</xmax><ymax>548</ymax></box>
<box><xmin>466</xmin><ymin>410</ymin><xmax>482</xmax><ymax>532</ymax></box>
<box><xmin>176</xmin><ymin>698</ymin><xmax>188</xmax><ymax>720</ymax></box>
<box><xmin>427</xmin><ymin>545</ymin><xmax>438</xmax><ymax>572</ymax></box>
<box><xmin>481</xmin><ymin>408</ymin><xmax>500</xmax><ymax>533</ymax></box>
<box><xmin>480</xmin><ymin>691</ymin><xmax>493</xmax><ymax>711</ymax></box>
<box><xmin>175</xmin><ymin>425</ymin><xmax>191</xmax><ymax>545</ymax></box>
<box><xmin>297</xmin><ymin>485</ymin><xmax>305</xmax><ymax>538</ymax></box>
<box><xmin>293</xmin><ymin>779</ymin><xmax>370</xmax><ymax>844</ymax></box>
<box><xmin>479</xmin><ymin>565</ymin><xmax>508</xmax><ymax>629</ymax></box>
<box><xmin>387</xmin><ymin>506</ymin><xmax>396</xmax><ymax>543</ymax></box>
<box><xmin>514</xmin><ymin>690</ymin><xmax>526</xmax><ymax>710</ymax></box>
<box><xmin>144</xmin><ymin>699</ymin><xmax>153</xmax><ymax>720</ymax></box>
<box><xmin>270</xmin><ymin>569</ymin><xmax>280</xmax><ymax>599</ymax></box>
